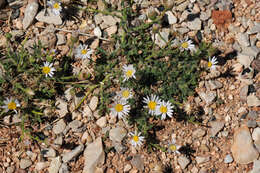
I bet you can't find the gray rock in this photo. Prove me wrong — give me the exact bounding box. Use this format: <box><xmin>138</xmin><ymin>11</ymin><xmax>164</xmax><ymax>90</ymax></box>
<box><xmin>113</xmin><ymin>142</ymin><xmax>126</xmax><ymax>153</ymax></box>
<box><xmin>236</xmin><ymin>33</ymin><xmax>250</xmax><ymax>47</ymax></box>
<box><xmin>209</xmin><ymin>121</ymin><xmax>225</xmax><ymax>137</ymax></box>
<box><xmin>54</xmin><ymin>135</ymin><xmax>63</xmax><ymax>146</ymax></box>
<box><xmin>252</xmin><ymin>127</ymin><xmax>260</xmax><ymax>152</ymax></box>
<box><xmin>231</xmin><ymin>125</ymin><xmax>259</xmax><ymax>164</ymax></box>
<box><xmin>89</xmin><ymin>96</ymin><xmax>99</xmax><ymax>111</ymax></box>
<box><xmin>83</xmin><ymin>137</ymin><xmax>105</xmax><ymax>173</ymax></box>
<box><xmin>109</xmin><ymin>127</ymin><xmax>127</xmax><ymax>143</ymax></box>
<box><xmin>176</xmin><ymin>1</ymin><xmax>189</xmax><ymax>11</ymax></box>
<box><xmin>20</xmin><ymin>159</ymin><xmax>32</xmax><ymax>169</ymax></box>
<box><xmin>247</xmin><ymin>24</ymin><xmax>260</xmax><ymax>35</ymax></box>
<box><xmin>195</xmin><ymin>156</ymin><xmax>210</xmax><ymax>164</ymax></box>
<box><xmin>247</xmin><ymin>120</ymin><xmax>257</xmax><ymax>128</ymax></box>
<box><xmin>105</xmin><ymin>25</ymin><xmax>117</xmax><ymax>36</ymax></box>
<box><xmin>53</xmin><ymin>119</ymin><xmax>66</xmax><ymax>134</ymax></box>
<box><xmin>247</xmin><ymin>94</ymin><xmax>260</xmax><ymax>107</ymax></box>
<box><xmin>36</xmin><ymin>9</ymin><xmax>62</xmax><ymax>25</ymax></box>
<box><xmin>233</xmin><ymin>41</ymin><xmax>242</xmax><ymax>52</ymax></box>
<box><xmin>23</xmin><ymin>1</ymin><xmax>39</xmax><ymax>29</ymax></box>
<box><xmin>248</xmin><ymin>111</ymin><xmax>258</xmax><ymax>120</ymax></box>
<box><xmin>96</xmin><ymin>116</ymin><xmax>107</xmax><ymax>128</ymax></box>
<box><xmin>198</xmin><ymin>91</ymin><xmax>216</xmax><ymax>105</ymax></box>
<box><xmin>200</xmin><ymin>10</ymin><xmax>211</xmax><ymax>21</ymax></box>
<box><xmin>192</xmin><ymin>128</ymin><xmax>206</xmax><ymax>138</ymax></box>
<box><xmin>56</xmin><ymin>34</ymin><xmax>66</xmax><ymax>45</ymax></box>
<box><xmin>55</xmin><ymin>98</ymin><xmax>68</xmax><ymax>117</ymax></box>
<box><xmin>102</xmin><ymin>15</ymin><xmax>118</xmax><ymax>26</ymax></box>
<box><xmin>250</xmin><ymin>160</ymin><xmax>260</xmax><ymax>173</ymax></box>
<box><xmin>177</xmin><ymin>27</ymin><xmax>189</xmax><ymax>34</ymax></box>
<box><xmin>59</xmin><ymin>163</ymin><xmax>69</xmax><ymax>173</ymax></box>
<box><xmin>131</xmin><ymin>155</ymin><xmax>144</xmax><ymax>171</ymax></box>
<box><xmin>241</xmin><ymin>46</ymin><xmax>260</xmax><ymax>58</ymax></box>
<box><xmin>35</xmin><ymin>162</ymin><xmax>49</xmax><ymax>171</ymax></box>
<box><xmin>94</xmin><ymin>27</ymin><xmax>102</xmax><ymax>37</ymax></box>
<box><xmin>94</xmin><ymin>13</ymin><xmax>103</xmax><ymax>25</ymax></box>
<box><xmin>42</xmin><ymin>148</ymin><xmax>56</xmax><ymax>158</ymax></box>
<box><xmin>6</xmin><ymin>166</ymin><xmax>15</xmax><ymax>173</ymax></box>
<box><xmin>165</xmin><ymin>11</ymin><xmax>177</xmax><ymax>24</ymax></box>
<box><xmin>206</xmin><ymin>80</ymin><xmax>223</xmax><ymax>90</ymax></box>
<box><xmin>224</xmin><ymin>154</ymin><xmax>233</xmax><ymax>163</ymax></box>
<box><xmin>48</xmin><ymin>156</ymin><xmax>62</xmax><ymax>173</ymax></box>
<box><xmin>237</xmin><ymin>53</ymin><xmax>254</xmax><ymax>68</ymax></box>
<box><xmin>10</xmin><ymin>30</ymin><xmax>24</xmax><ymax>41</ymax></box>
<box><xmin>187</xmin><ymin>18</ymin><xmax>202</xmax><ymax>30</ymax></box>
<box><xmin>178</xmin><ymin>156</ymin><xmax>190</xmax><ymax>169</ymax></box>
<box><xmin>153</xmin><ymin>29</ymin><xmax>169</xmax><ymax>48</ymax></box>
<box><xmin>240</xmin><ymin>85</ymin><xmax>248</xmax><ymax>102</ymax></box>
<box><xmin>62</xmin><ymin>144</ymin><xmax>84</xmax><ymax>163</ymax></box>
<box><xmin>68</xmin><ymin>120</ymin><xmax>83</xmax><ymax>132</ymax></box>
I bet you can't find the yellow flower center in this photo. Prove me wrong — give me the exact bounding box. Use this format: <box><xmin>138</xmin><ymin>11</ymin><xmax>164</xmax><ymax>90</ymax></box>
<box><xmin>208</xmin><ymin>61</ymin><xmax>212</xmax><ymax>67</ymax></box>
<box><xmin>42</xmin><ymin>66</ymin><xmax>51</xmax><ymax>74</ymax></box>
<box><xmin>81</xmin><ymin>49</ymin><xmax>87</xmax><ymax>55</ymax></box>
<box><xmin>160</xmin><ymin>106</ymin><xmax>167</xmax><ymax>113</ymax></box>
<box><xmin>169</xmin><ymin>144</ymin><xmax>177</xmax><ymax>151</ymax></box>
<box><xmin>133</xmin><ymin>135</ymin><xmax>139</xmax><ymax>142</ymax></box>
<box><xmin>53</xmin><ymin>3</ymin><xmax>60</xmax><ymax>9</ymax></box>
<box><xmin>122</xmin><ymin>90</ymin><xmax>130</xmax><ymax>98</ymax></box>
<box><xmin>8</xmin><ymin>101</ymin><xmax>16</xmax><ymax>110</ymax></box>
<box><xmin>115</xmin><ymin>104</ymin><xmax>123</xmax><ymax>112</ymax></box>
<box><xmin>181</xmin><ymin>42</ymin><xmax>189</xmax><ymax>49</ymax></box>
<box><xmin>126</xmin><ymin>70</ymin><xmax>133</xmax><ymax>77</ymax></box>
<box><xmin>148</xmin><ymin>101</ymin><xmax>156</xmax><ymax>110</ymax></box>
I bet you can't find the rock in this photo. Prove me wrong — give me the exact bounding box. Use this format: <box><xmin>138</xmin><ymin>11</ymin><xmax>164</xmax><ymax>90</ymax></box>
<box><xmin>198</xmin><ymin>91</ymin><xmax>216</xmax><ymax>105</ymax></box>
<box><xmin>94</xmin><ymin>13</ymin><xmax>103</xmax><ymax>25</ymax></box>
<box><xmin>231</xmin><ymin>125</ymin><xmax>259</xmax><ymax>164</ymax></box>
<box><xmin>109</xmin><ymin>127</ymin><xmax>127</xmax><ymax>143</ymax></box>
<box><xmin>96</xmin><ymin>116</ymin><xmax>107</xmax><ymax>128</ymax></box>
<box><xmin>241</xmin><ymin>46</ymin><xmax>260</xmax><ymax>58</ymax></box>
<box><xmin>195</xmin><ymin>156</ymin><xmax>210</xmax><ymax>164</ymax></box>
<box><xmin>26</xmin><ymin>151</ymin><xmax>37</xmax><ymax>161</ymax></box>
<box><xmin>252</xmin><ymin>127</ymin><xmax>260</xmax><ymax>152</ymax></box>
<box><xmin>23</xmin><ymin>0</ymin><xmax>39</xmax><ymax>29</ymax></box>
<box><xmin>10</xmin><ymin>30</ymin><xmax>24</xmax><ymax>41</ymax></box>
<box><xmin>54</xmin><ymin>135</ymin><xmax>63</xmax><ymax>145</ymax></box>
<box><xmin>83</xmin><ymin>137</ymin><xmax>105</xmax><ymax>173</ymax></box>
<box><xmin>192</xmin><ymin>128</ymin><xmax>206</xmax><ymax>138</ymax></box>
<box><xmin>0</xmin><ymin>35</ymin><xmax>7</xmax><ymax>48</ymax></box>
<box><xmin>6</xmin><ymin>166</ymin><xmax>14</xmax><ymax>173</ymax></box>
<box><xmin>38</xmin><ymin>32</ymin><xmax>57</xmax><ymax>48</ymax></box>
<box><xmin>251</xmin><ymin>60</ymin><xmax>260</xmax><ymax>71</ymax></box>
<box><xmin>102</xmin><ymin>15</ymin><xmax>118</xmax><ymax>26</ymax></box>
<box><xmin>236</xmin><ymin>33</ymin><xmax>250</xmax><ymax>47</ymax></box>
<box><xmin>187</xmin><ymin>18</ymin><xmax>202</xmax><ymax>30</ymax></box>
<box><xmin>42</xmin><ymin>148</ymin><xmax>56</xmax><ymax>158</ymax></box>
<box><xmin>35</xmin><ymin>162</ymin><xmax>49</xmax><ymax>171</ymax></box>
<box><xmin>48</xmin><ymin>156</ymin><xmax>62</xmax><ymax>173</ymax></box>
<box><xmin>124</xmin><ymin>164</ymin><xmax>132</xmax><ymax>172</ymax></box>
<box><xmin>94</xmin><ymin>27</ymin><xmax>102</xmax><ymax>37</ymax></box>
<box><xmin>248</xmin><ymin>111</ymin><xmax>258</xmax><ymax>120</ymax></box>
<box><xmin>191</xmin><ymin>166</ymin><xmax>199</xmax><ymax>173</ymax></box>
<box><xmin>240</xmin><ymin>85</ymin><xmax>248</xmax><ymax>102</ymax></box>
<box><xmin>176</xmin><ymin>1</ymin><xmax>189</xmax><ymax>11</ymax></box>
<box><xmin>178</xmin><ymin>156</ymin><xmax>190</xmax><ymax>169</ymax></box>
<box><xmin>200</xmin><ymin>10</ymin><xmax>211</xmax><ymax>21</ymax></box>
<box><xmin>36</xmin><ymin>9</ymin><xmax>62</xmax><ymax>25</ymax></box>
<box><xmin>62</xmin><ymin>144</ymin><xmax>84</xmax><ymax>163</ymax></box>
<box><xmin>59</xmin><ymin>163</ymin><xmax>69</xmax><ymax>173</ymax></box>
<box><xmin>53</xmin><ymin>119</ymin><xmax>66</xmax><ymax>134</ymax></box>
<box><xmin>97</xmin><ymin>0</ymin><xmax>105</xmax><ymax>11</ymax></box>
<box><xmin>68</xmin><ymin>120</ymin><xmax>83</xmax><ymax>132</ymax></box>
<box><xmin>237</xmin><ymin>53</ymin><xmax>254</xmax><ymax>68</ymax></box>
<box><xmin>131</xmin><ymin>155</ymin><xmax>144</xmax><ymax>171</ymax></box>
<box><xmin>89</xmin><ymin>96</ymin><xmax>99</xmax><ymax>111</ymax></box>
<box><xmin>206</xmin><ymin>80</ymin><xmax>223</xmax><ymax>90</ymax></box>
<box><xmin>224</xmin><ymin>154</ymin><xmax>233</xmax><ymax>163</ymax></box>
<box><xmin>209</xmin><ymin>121</ymin><xmax>225</xmax><ymax>137</ymax></box>
<box><xmin>56</xmin><ymin>34</ymin><xmax>66</xmax><ymax>45</ymax></box>
<box><xmin>247</xmin><ymin>24</ymin><xmax>260</xmax><ymax>34</ymax></box>
<box><xmin>20</xmin><ymin>159</ymin><xmax>32</xmax><ymax>169</ymax></box>
<box><xmin>250</xmin><ymin>160</ymin><xmax>260</xmax><ymax>173</ymax></box>
<box><xmin>247</xmin><ymin>94</ymin><xmax>260</xmax><ymax>107</ymax></box>
<box><xmin>105</xmin><ymin>25</ymin><xmax>117</xmax><ymax>36</ymax></box>
<box><xmin>165</xmin><ymin>11</ymin><xmax>177</xmax><ymax>24</ymax></box>
<box><xmin>153</xmin><ymin>29</ymin><xmax>169</xmax><ymax>48</ymax></box>
<box><xmin>83</xmin><ymin>104</ymin><xmax>93</xmax><ymax>117</ymax></box>
<box><xmin>247</xmin><ymin>120</ymin><xmax>257</xmax><ymax>128</ymax></box>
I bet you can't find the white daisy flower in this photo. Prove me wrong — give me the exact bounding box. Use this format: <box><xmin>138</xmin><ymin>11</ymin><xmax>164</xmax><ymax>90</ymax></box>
<box><xmin>155</xmin><ymin>100</ymin><xmax>174</xmax><ymax>120</ymax></box>
<box><xmin>75</xmin><ymin>44</ymin><xmax>94</xmax><ymax>60</ymax></box>
<box><xmin>129</xmin><ymin>131</ymin><xmax>145</xmax><ymax>147</ymax></box>
<box><xmin>110</xmin><ymin>99</ymin><xmax>130</xmax><ymax>119</ymax></box>
<box><xmin>2</xmin><ymin>97</ymin><xmax>20</xmax><ymax>114</ymax></box>
<box><xmin>143</xmin><ymin>94</ymin><xmax>161</xmax><ymax>115</ymax></box>
<box><xmin>117</xmin><ymin>87</ymin><xmax>133</xmax><ymax>101</ymax></box>
<box><xmin>208</xmin><ymin>56</ymin><xmax>218</xmax><ymax>70</ymax></box>
<box><xmin>48</xmin><ymin>0</ymin><xmax>62</xmax><ymax>16</ymax></box>
<box><xmin>180</xmin><ymin>38</ymin><xmax>195</xmax><ymax>52</ymax></box>
<box><xmin>42</xmin><ymin>61</ymin><xmax>56</xmax><ymax>77</ymax></box>
<box><xmin>168</xmin><ymin>137</ymin><xmax>181</xmax><ymax>154</ymax></box>
<box><xmin>122</xmin><ymin>64</ymin><xmax>136</xmax><ymax>82</ymax></box>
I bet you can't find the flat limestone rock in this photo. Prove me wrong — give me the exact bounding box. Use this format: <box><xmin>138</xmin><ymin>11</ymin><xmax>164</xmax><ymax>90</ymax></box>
<box><xmin>36</xmin><ymin>9</ymin><xmax>62</xmax><ymax>25</ymax></box>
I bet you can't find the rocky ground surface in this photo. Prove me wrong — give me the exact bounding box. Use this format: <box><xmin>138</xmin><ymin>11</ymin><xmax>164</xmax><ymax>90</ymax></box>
<box><xmin>0</xmin><ymin>0</ymin><xmax>260</xmax><ymax>172</ymax></box>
